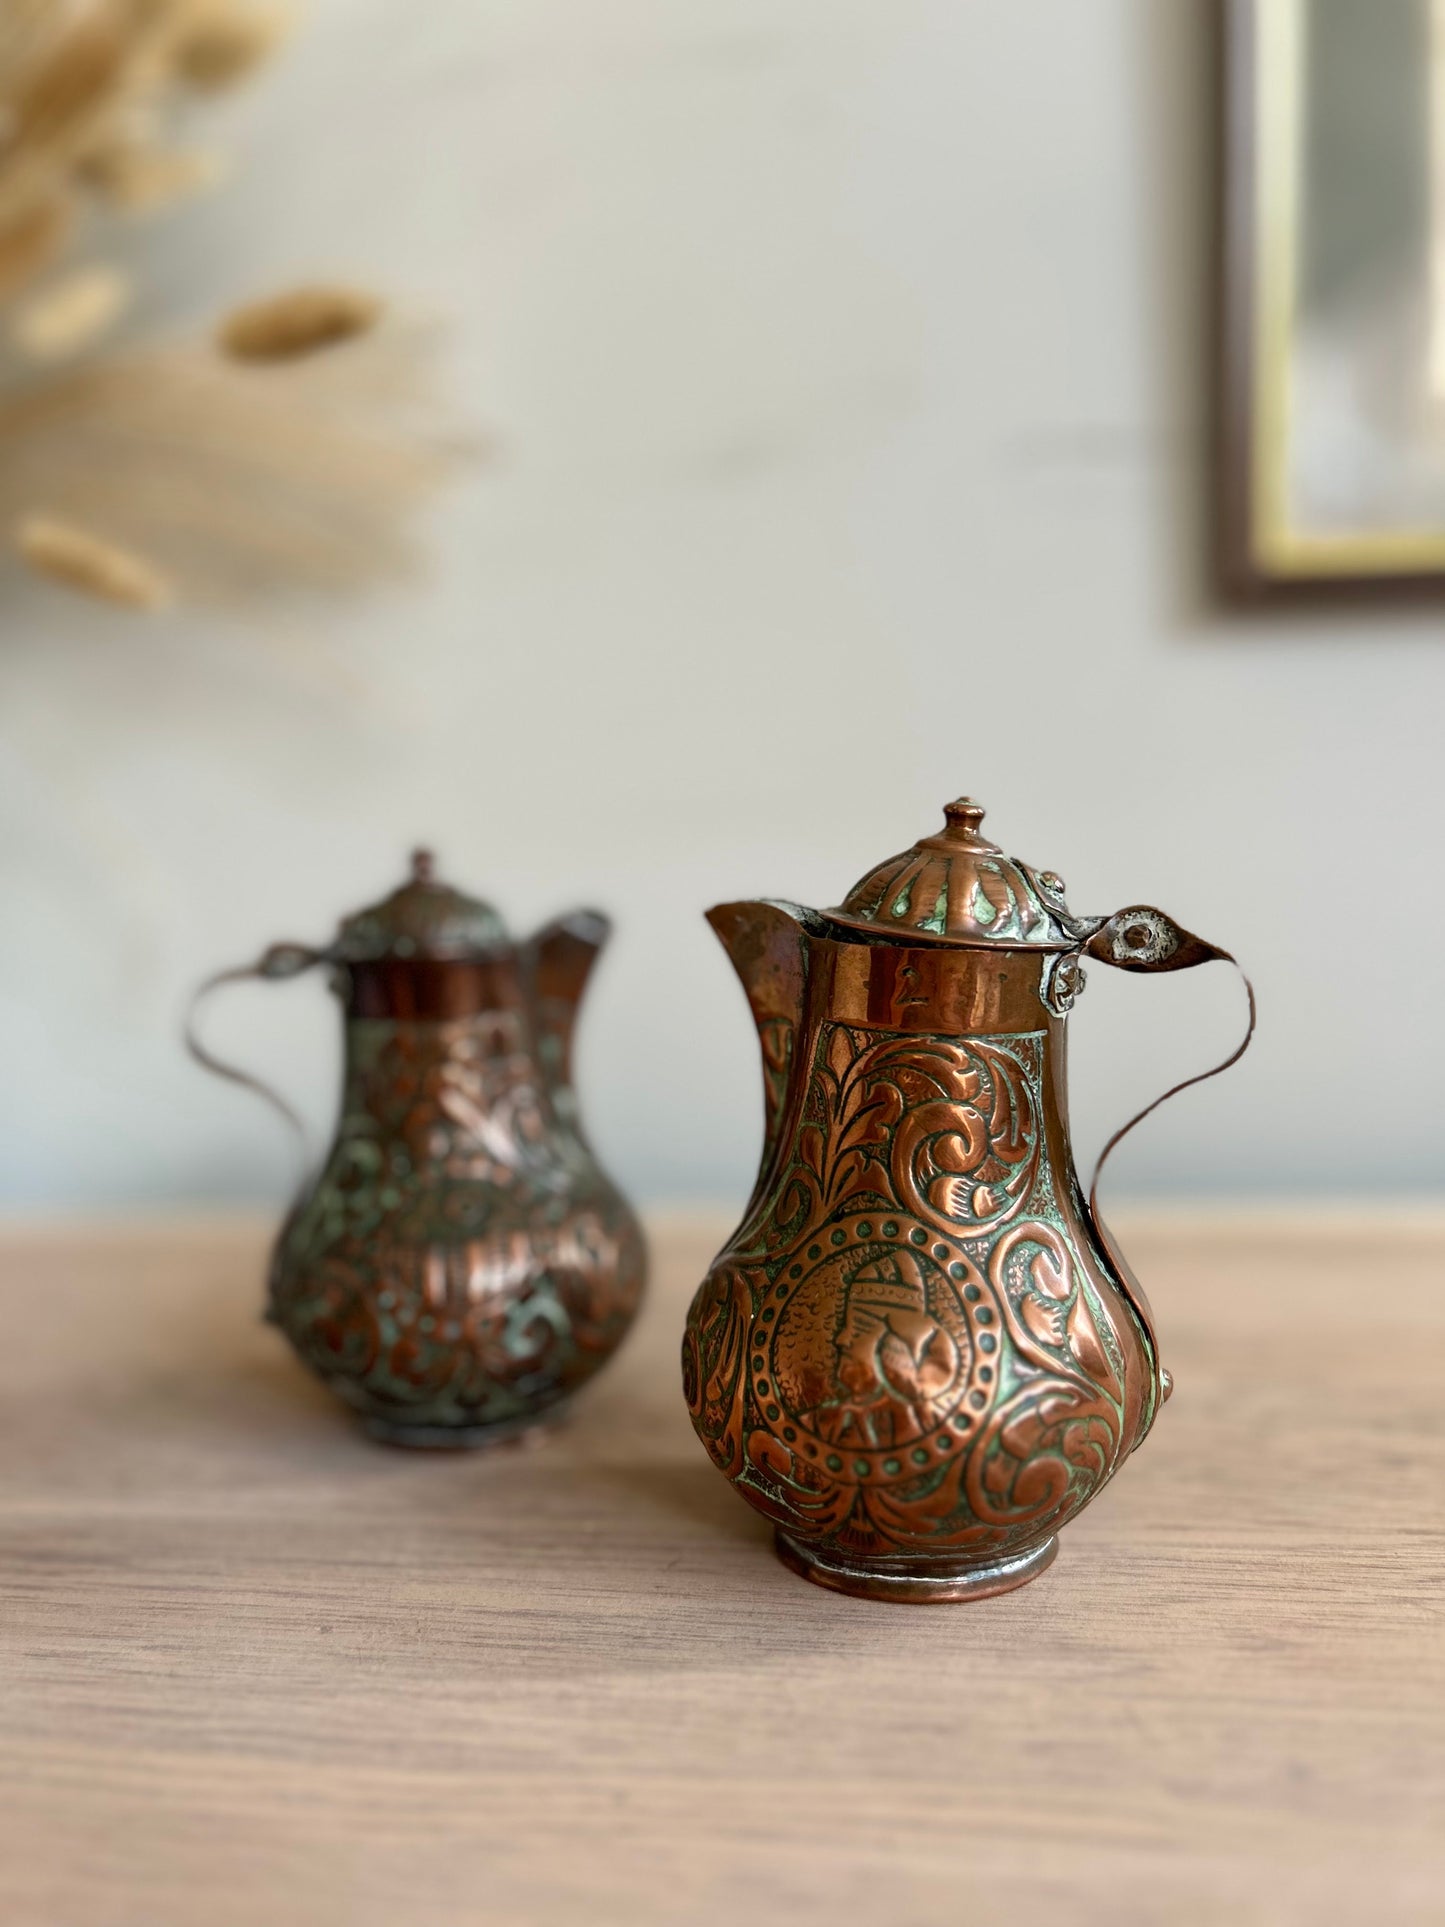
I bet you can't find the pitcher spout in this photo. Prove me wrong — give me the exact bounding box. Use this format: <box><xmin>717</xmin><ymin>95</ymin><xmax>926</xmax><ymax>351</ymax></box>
<box><xmin>525</xmin><ymin>909</ymin><xmax>609</xmax><ymax>1111</ymax></box>
<box><xmin>706</xmin><ymin>899</ymin><xmax>822</xmax><ymax>1199</ymax></box>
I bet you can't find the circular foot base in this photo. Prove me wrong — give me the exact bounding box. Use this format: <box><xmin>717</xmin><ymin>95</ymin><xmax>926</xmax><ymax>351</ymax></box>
<box><xmin>773</xmin><ymin>1530</ymin><xmax>1059</xmax><ymax>1604</ymax></box>
<box><xmin>360</xmin><ymin>1409</ymin><xmax>560</xmax><ymax>1452</ymax></box>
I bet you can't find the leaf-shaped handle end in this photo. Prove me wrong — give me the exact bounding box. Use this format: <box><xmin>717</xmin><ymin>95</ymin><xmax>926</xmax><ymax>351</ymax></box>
<box><xmin>1082</xmin><ymin>906</ymin><xmax>1228</xmax><ymax>974</ymax></box>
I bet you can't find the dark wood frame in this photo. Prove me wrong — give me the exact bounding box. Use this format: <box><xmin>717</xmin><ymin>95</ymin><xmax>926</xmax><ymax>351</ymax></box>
<box><xmin>1216</xmin><ymin>0</ymin><xmax>1445</xmax><ymax>601</ymax></box>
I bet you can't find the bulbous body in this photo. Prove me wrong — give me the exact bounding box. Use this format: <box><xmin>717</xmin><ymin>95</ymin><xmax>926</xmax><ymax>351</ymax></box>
<box><xmin>685</xmin><ymin>911</ymin><xmax>1159</xmax><ymax>1599</ymax></box>
<box><xmin>683</xmin><ymin>797</ymin><xmax>1243</xmax><ymax>1602</ymax></box>
<box><xmin>271</xmin><ymin>926</ymin><xmax>645</xmax><ymax>1446</ymax></box>
<box><xmin>193</xmin><ymin>851</ymin><xmax>645</xmax><ymax>1448</ymax></box>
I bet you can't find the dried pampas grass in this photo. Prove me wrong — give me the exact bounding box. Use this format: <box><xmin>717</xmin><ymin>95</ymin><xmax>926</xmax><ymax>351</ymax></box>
<box><xmin>11</xmin><ymin>263</ymin><xmax>131</xmax><ymax>358</ymax></box>
<box><xmin>3</xmin><ymin>320</ymin><xmax>468</xmax><ymax>607</ymax></box>
<box><xmin>169</xmin><ymin>1</ymin><xmax>292</xmax><ymax>90</ymax></box>
<box><xmin>16</xmin><ymin>513</ymin><xmax>173</xmax><ymax>608</ymax></box>
<box><xmin>218</xmin><ymin>285</ymin><xmax>382</xmax><ymax>362</ymax></box>
<box><xmin>79</xmin><ymin>139</ymin><xmax>225</xmax><ymax>213</ymax></box>
<box><xmin>0</xmin><ymin>195</ymin><xmax>74</xmax><ymax>302</ymax></box>
<box><xmin>0</xmin><ymin>3</ymin><xmax>470</xmax><ymax>613</ymax></box>
<box><xmin>0</xmin><ymin>1</ymin><xmax>298</xmax><ymax>340</ymax></box>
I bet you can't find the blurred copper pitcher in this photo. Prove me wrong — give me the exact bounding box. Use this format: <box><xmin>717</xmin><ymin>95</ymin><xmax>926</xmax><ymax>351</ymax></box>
<box><xmin>683</xmin><ymin>798</ymin><xmax>1252</xmax><ymax>1602</ymax></box>
<box><xmin>190</xmin><ymin>851</ymin><xmax>645</xmax><ymax>1446</ymax></box>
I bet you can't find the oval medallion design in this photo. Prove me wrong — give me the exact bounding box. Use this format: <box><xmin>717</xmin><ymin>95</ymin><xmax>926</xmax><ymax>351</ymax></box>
<box><xmin>756</xmin><ymin>1214</ymin><xmax>1001</xmax><ymax>1489</ymax></box>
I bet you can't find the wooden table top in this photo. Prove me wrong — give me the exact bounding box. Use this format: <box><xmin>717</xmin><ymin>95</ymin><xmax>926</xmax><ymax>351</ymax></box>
<box><xmin>1</xmin><ymin>1210</ymin><xmax>1442</xmax><ymax>1927</ymax></box>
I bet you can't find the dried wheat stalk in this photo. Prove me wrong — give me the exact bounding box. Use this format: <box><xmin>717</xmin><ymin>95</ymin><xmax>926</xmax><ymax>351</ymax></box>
<box><xmin>219</xmin><ymin>285</ymin><xmax>382</xmax><ymax>362</ymax></box>
<box><xmin>11</xmin><ymin>262</ymin><xmax>131</xmax><ymax>357</ymax></box>
<box><xmin>16</xmin><ymin>511</ymin><xmax>172</xmax><ymax>607</ymax></box>
<box><xmin>0</xmin><ymin>1</ymin><xmax>466</xmax><ymax>611</ymax></box>
<box><xmin>1</xmin><ymin>324</ymin><xmax>469</xmax><ymax>605</ymax></box>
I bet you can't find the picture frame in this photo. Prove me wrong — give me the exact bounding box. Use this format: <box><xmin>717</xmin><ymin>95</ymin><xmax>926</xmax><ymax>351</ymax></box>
<box><xmin>1219</xmin><ymin>0</ymin><xmax>1445</xmax><ymax>597</ymax></box>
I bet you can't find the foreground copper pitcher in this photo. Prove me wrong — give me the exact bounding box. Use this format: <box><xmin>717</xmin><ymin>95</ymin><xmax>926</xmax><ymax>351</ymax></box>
<box><xmin>191</xmin><ymin>851</ymin><xmax>646</xmax><ymax>1446</ymax></box>
<box><xmin>683</xmin><ymin>798</ymin><xmax>1251</xmax><ymax>1602</ymax></box>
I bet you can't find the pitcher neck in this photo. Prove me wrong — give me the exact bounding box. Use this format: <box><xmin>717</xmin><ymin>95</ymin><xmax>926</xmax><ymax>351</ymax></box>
<box><xmin>807</xmin><ymin>934</ymin><xmax>1067</xmax><ymax>1039</ymax></box>
<box><xmin>338</xmin><ymin>998</ymin><xmax>545</xmax><ymax>1149</ymax></box>
<box><xmin>341</xmin><ymin>953</ymin><xmax>525</xmax><ymax>1022</ymax></box>
<box><xmin>727</xmin><ymin>931</ymin><xmax>1083</xmax><ymax>1252</ymax></box>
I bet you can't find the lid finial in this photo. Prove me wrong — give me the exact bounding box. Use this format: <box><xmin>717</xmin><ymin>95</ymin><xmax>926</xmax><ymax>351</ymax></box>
<box><xmin>942</xmin><ymin>798</ymin><xmax>987</xmax><ymax>843</ymax></box>
<box><xmin>410</xmin><ymin>847</ymin><xmax>436</xmax><ymax>885</ymax></box>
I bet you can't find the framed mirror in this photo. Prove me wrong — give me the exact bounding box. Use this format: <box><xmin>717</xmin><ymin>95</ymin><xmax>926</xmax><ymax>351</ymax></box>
<box><xmin>1221</xmin><ymin>0</ymin><xmax>1445</xmax><ymax>594</ymax></box>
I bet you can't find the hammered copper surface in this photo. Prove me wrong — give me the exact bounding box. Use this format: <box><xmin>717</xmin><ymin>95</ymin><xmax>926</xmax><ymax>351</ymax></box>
<box><xmin>684</xmin><ymin>798</ymin><xmax>1250</xmax><ymax>1603</ymax></box>
<box><xmin>192</xmin><ymin>851</ymin><xmax>645</xmax><ymax>1446</ymax></box>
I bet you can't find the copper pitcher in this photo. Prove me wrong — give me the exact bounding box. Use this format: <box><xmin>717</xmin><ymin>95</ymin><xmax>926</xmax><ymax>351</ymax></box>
<box><xmin>682</xmin><ymin>798</ymin><xmax>1252</xmax><ymax>1602</ymax></box>
<box><xmin>190</xmin><ymin>851</ymin><xmax>646</xmax><ymax>1447</ymax></box>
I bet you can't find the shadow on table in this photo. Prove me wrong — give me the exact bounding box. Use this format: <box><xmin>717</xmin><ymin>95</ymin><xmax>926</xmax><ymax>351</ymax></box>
<box><xmin>572</xmin><ymin>1456</ymin><xmax>772</xmax><ymax>1547</ymax></box>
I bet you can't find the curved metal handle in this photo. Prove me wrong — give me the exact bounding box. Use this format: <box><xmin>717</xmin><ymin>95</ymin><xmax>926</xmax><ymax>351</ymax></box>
<box><xmin>1075</xmin><ymin>909</ymin><xmax>1255</xmax><ymax>1411</ymax></box>
<box><xmin>184</xmin><ymin>943</ymin><xmax>327</xmax><ymax>1177</ymax></box>
<box><xmin>1086</xmin><ymin>949</ymin><xmax>1257</xmax><ymax>1219</ymax></box>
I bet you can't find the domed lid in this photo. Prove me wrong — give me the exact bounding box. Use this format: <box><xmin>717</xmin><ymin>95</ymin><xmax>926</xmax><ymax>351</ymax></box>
<box><xmin>828</xmin><ymin>798</ymin><xmax>1079</xmax><ymax>949</ymax></box>
<box><xmin>332</xmin><ymin>849</ymin><xmax>508</xmax><ymax>963</ymax></box>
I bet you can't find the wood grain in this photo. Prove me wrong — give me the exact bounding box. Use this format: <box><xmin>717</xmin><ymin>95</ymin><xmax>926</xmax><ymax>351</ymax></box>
<box><xmin>0</xmin><ymin>1211</ymin><xmax>1442</xmax><ymax>1927</ymax></box>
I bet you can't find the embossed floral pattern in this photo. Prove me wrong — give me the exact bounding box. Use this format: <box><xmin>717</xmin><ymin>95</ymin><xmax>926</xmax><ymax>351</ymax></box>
<box><xmin>684</xmin><ymin>1024</ymin><xmax>1136</xmax><ymax>1562</ymax></box>
<box><xmin>273</xmin><ymin>1015</ymin><xmax>643</xmax><ymax>1434</ymax></box>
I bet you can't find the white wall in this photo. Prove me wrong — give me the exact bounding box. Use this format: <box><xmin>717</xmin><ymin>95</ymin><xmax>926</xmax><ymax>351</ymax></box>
<box><xmin>2</xmin><ymin>0</ymin><xmax>1442</xmax><ymax>1210</ymax></box>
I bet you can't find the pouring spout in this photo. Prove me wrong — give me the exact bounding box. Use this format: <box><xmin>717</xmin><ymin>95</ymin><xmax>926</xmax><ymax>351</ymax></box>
<box><xmin>707</xmin><ymin>900</ymin><xmax>818</xmax><ymax>1188</ymax></box>
<box><xmin>525</xmin><ymin>909</ymin><xmax>610</xmax><ymax>1103</ymax></box>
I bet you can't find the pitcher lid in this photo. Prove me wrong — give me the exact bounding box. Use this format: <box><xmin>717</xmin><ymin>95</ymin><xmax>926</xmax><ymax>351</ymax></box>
<box><xmin>333</xmin><ymin>848</ymin><xmax>508</xmax><ymax>962</ymax></box>
<box><xmin>828</xmin><ymin>798</ymin><xmax>1078</xmax><ymax>949</ymax></box>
